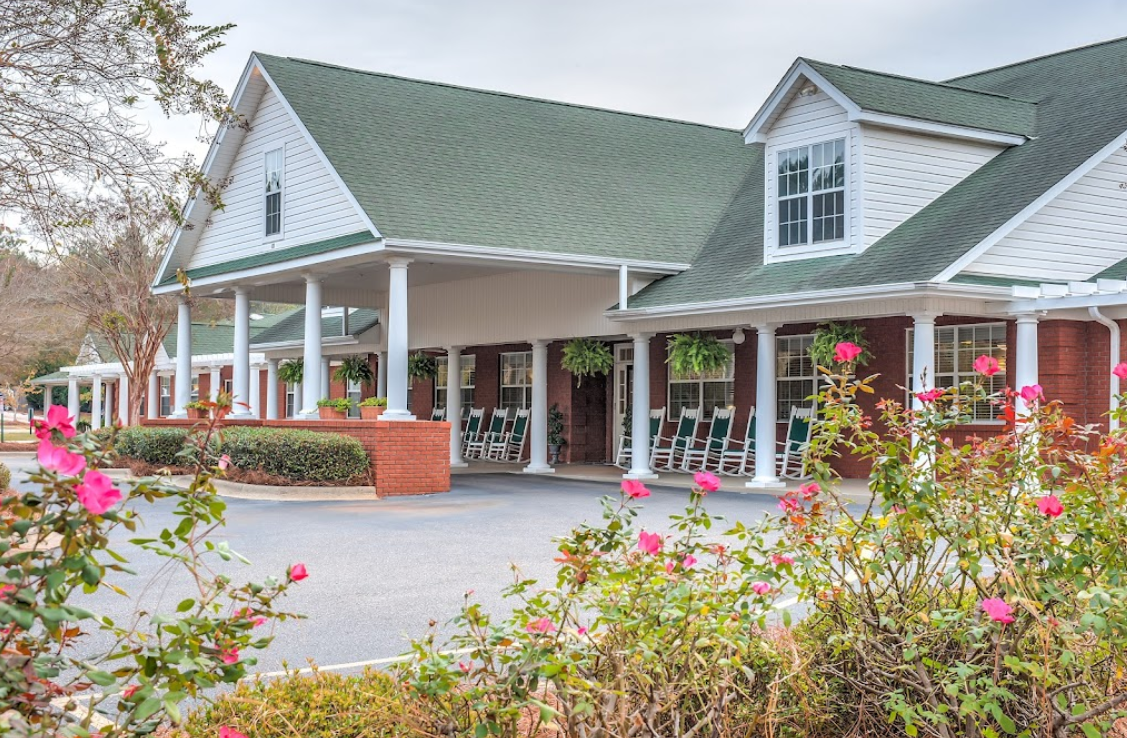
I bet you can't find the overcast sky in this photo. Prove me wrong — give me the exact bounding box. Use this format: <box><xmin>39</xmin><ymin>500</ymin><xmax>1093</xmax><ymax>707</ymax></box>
<box><xmin>151</xmin><ymin>0</ymin><xmax>1125</xmax><ymax>159</ymax></box>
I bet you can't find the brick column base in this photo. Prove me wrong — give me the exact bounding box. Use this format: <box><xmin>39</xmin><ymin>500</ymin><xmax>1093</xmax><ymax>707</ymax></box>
<box><xmin>373</xmin><ymin>421</ymin><xmax>451</xmax><ymax>496</ymax></box>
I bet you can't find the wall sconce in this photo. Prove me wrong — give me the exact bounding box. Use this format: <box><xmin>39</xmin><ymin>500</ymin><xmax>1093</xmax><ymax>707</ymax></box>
<box><xmin>732</xmin><ymin>327</ymin><xmax>746</xmax><ymax>345</ymax></box>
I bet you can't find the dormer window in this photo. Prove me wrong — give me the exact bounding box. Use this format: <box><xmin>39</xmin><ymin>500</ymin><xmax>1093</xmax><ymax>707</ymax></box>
<box><xmin>264</xmin><ymin>148</ymin><xmax>284</xmax><ymax>238</ymax></box>
<box><xmin>777</xmin><ymin>138</ymin><xmax>845</xmax><ymax>247</ymax></box>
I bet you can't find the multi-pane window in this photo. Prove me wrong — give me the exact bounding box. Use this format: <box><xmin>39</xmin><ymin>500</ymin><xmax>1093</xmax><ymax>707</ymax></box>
<box><xmin>347</xmin><ymin>379</ymin><xmax>362</xmax><ymax>418</ymax></box>
<box><xmin>908</xmin><ymin>323</ymin><xmax>1007</xmax><ymax>421</ymax></box>
<box><xmin>435</xmin><ymin>355</ymin><xmax>476</xmax><ymax>409</ymax></box>
<box><xmin>159</xmin><ymin>376</ymin><xmax>171</xmax><ymax>417</ymax></box>
<box><xmin>777</xmin><ymin>139</ymin><xmax>845</xmax><ymax>247</ymax></box>
<box><xmin>500</xmin><ymin>352</ymin><xmax>532</xmax><ymax>411</ymax></box>
<box><xmin>667</xmin><ymin>342</ymin><xmax>735</xmax><ymax>420</ymax></box>
<box><xmin>190</xmin><ymin>375</ymin><xmax>200</xmax><ymax>403</ymax></box>
<box><xmin>285</xmin><ymin>383</ymin><xmax>298</xmax><ymax>418</ymax></box>
<box><xmin>264</xmin><ymin>148</ymin><xmax>284</xmax><ymax>237</ymax></box>
<box><xmin>777</xmin><ymin>335</ymin><xmax>816</xmax><ymax>421</ymax></box>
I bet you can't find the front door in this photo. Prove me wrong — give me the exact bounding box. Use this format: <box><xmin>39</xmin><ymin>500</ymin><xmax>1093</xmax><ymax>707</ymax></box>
<box><xmin>613</xmin><ymin>343</ymin><xmax>635</xmax><ymax>457</ymax></box>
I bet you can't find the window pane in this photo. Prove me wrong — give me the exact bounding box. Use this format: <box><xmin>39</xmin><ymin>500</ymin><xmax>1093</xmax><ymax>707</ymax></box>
<box><xmin>779</xmin><ymin>197</ymin><xmax>808</xmax><ymax>247</ymax></box>
<box><xmin>500</xmin><ymin>353</ymin><xmax>531</xmax><ymax>410</ymax></box>
<box><xmin>811</xmin><ymin>191</ymin><xmax>844</xmax><ymax>243</ymax></box>
<box><xmin>776</xmin><ymin>335</ymin><xmax>815</xmax><ymax>420</ymax></box>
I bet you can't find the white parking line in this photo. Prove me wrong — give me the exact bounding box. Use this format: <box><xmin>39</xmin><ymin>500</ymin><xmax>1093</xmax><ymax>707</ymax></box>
<box><xmin>246</xmin><ymin>646</ymin><xmax>478</xmax><ymax>679</ymax></box>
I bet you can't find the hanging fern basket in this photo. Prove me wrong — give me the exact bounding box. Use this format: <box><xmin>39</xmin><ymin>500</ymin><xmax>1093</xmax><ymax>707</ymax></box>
<box><xmin>560</xmin><ymin>338</ymin><xmax>613</xmax><ymax>387</ymax></box>
<box><xmin>278</xmin><ymin>359</ymin><xmax>304</xmax><ymax>385</ymax></box>
<box><xmin>808</xmin><ymin>322</ymin><xmax>872</xmax><ymax>369</ymax></box>
<box><xmin>666</xmin><ymin>333</ymin><xmax>732</xmax><ymax>380</ymax></box>
<box><xmin>408</xmin><ymin>352</ymin><xmax>439</xmax><ymax>381</ymax></box>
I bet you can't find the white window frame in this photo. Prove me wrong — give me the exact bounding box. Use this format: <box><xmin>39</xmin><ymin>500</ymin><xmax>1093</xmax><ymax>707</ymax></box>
<box><xmin>776</xmin><ymin>334</ymin><xmax>816</xmax><ymax>422</ymax></box>
<box><xmin>667</xmin><ymin>340</ymin><xmax>735</xmax><ymax>421</ymax></box>
<box><xmin>435</xmin><ymin>355</ymin><xmax>476</xmax><ymax>410</ymax></box>
<box><xmin>264</xmin><ymin>146</ymin><xmax>285</xmax><ymax>241</ymax></box>
<box><xmin>189</xmin><ymin>374</ymin><xmax>200</xmax><ymax>403</ymax></box>
<box><xmin>158</xmin><ymin>376</ymin><xmax>171</xmax><ymax>417</ymax></box>
<box><xmin>346</xmin><ymin>378</ymin><xmax>362</xmax><ymax>418</ymax></box>
<box><xmin>776</xmin><ymin>138</ymin><xmax>846</xmax><ymax>248</ymax></box>
<box><xmin>907</xmin><ymin>322</ymin><xmax>1007</xmax><ymax>423</ymax></box>
<box><xmin>285</xmin><ymin>382</ymin><xmax>298</xmax><ymax>418</ymax></box>
<box><xmin>499</xmin><ymin>352</ymin><xmax>533</xmax><ymax>411</ymax></box>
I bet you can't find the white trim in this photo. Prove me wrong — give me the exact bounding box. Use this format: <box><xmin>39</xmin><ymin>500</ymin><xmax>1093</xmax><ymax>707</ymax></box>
<box><xmin>384</xmin><ymin>238</ymin><xmax>690</xmax><ymax>274</ymax></box>
<box><xmin>743</xmin><ymin>60</ymin><xmax>861</xmax><ymax>143</ymax></box>
<box><xmin>851</xmin><ymin>112</ymin><xmax>1026</xmax><ymax>147</ymax></box>
<box><xmin>766</xmin><ymin>133</ymin><xmax>854</xmax><ymax>263</ymax></box>
<box><xmin>935</xmin><ymin>127</ymin><xmax>1127</xmax><ymax>282</ymax></box>
<box><xmin>263</xmin><ymin>143</ymin><xmax>286</xmax><ymax>242</ymax></box>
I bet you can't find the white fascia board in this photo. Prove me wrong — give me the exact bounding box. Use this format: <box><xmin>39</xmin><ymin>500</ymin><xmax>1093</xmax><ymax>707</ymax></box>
<box><xmin>1004</xmin><ymin>291</ymin><xmax>1127</xmax><ymax>314</ymax></box>
<box><xmin>851</xmin><ymin>111</ymin><xmax>1027</xmax><ymax>147</ymax></box>
<box><xmin>385</xmin><ymin>238</ymin><xmax>690</xmax><ymax>275</ymax></box>
<box><xmin>608</xmin><ymin>282</ymin><xmax>1010</xmax><ymax>320</ymax></box>
<box><xmin>151</xmin><ymin>238</ymin><xmax>386</xmax><ymax>295</ymax></box>
<box><xmin>250</xmin><ymin>335</ymin><xmax>360</xmax><ymax>352</ymax></box>
<box><xmin>60</xmin><ymin>362</ymin><xmax>127</xmax><ymax>376</ymax></box>
<box><xmin>743</xmin><ymin>60</ymin><xmax>861</xmax><ymax>143</ymax></box>
<box><xmin>935</xmin><ymin>126</ymin><xmax>1127</xmax><ymax>283</ymax></box>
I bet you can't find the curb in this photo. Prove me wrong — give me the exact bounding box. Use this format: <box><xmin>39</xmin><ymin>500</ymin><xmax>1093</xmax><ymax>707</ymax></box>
<box><xmin>101</xmin><ymin>469</ymin><xmax>378</xmax><ymax>502</ymax></box>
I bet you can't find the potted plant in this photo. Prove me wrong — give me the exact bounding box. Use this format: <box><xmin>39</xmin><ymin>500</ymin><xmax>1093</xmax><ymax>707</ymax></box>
<box><xmin>561</xmin><ymin>338</ymin><xmax>614</xmax><ymax>387</ymax></box>
<box><xmin>316</xmin><ymin>397</ymin><xmax>353</xmax><ymax>420</ymax></box>
<box><xmin>547</xmin><ymin>403</ymin><xmax>566</xmax><ymax>465</ymax></box>
<box><xmin>278</xmin><ymin>359</ymin><xmax>304</xmax><ymax>385</ymax></box>
<box><xmin>334</xmin><ymin>354</ymin><xmax>375</xmax><ymax>388</ymax></box>
<box><xmin>358</xmin><ymin>396</ymin><xmax>388</xmax><ymax>420</ymax></box>
<box><xmin>666</xmin><ymin>332</ymin><xmax>732</xmax><ymax>379</ymax></box>
<box><xmin>808</xmin><ymin>322</ymin><xmax>871</xmax><ymax>369</ymax></box>
<box><xmin>408</xmin><ymin>352</ymin><xmax>438</xmax><ymax>383</ymax></box>
<box><xmin>183</xmin><ymin>400</ymin><xmax>209</xmax><ymax>420</ymax></box>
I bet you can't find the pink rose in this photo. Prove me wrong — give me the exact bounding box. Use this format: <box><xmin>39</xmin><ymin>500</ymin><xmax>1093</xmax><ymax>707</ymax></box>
<box><xmin>577</xmin><ymin>626</ymin><xmax>588</xmax><ymax>636</ymax></box>
<box><xmin>525</xmin><ymin>617</ymin><xmax>555</xmax><ymax>634</ymax></box>
<box><xmin>621</xmin><ymin>479</ymin><xmax>650</xmax><ymax>499</ymax></box>
<box><xmin>798</xmin><ymin>481</ymin><xmax>820</xmax><ymax>500</ymax></box>
<box><xmin>220</xmin><ymin>646</ymin><xmax>239</xmax><ymax>665</ymax></box>
<box><xmin>751</xmin><ymin>581</ymin><xmax>771</xmax><ymax>596</ymax></box>
<box><xmin>973</xmin><ymin>355</ymin><xmax>1000</xmax><ymax>376</ymax></box>
<box><xmin>777</xmin><ymin>494</ymin><xmax>803</xmax><ymax>513</ymax></box>
<box><xmin>981</xmin><ymin>598</ymin><xmax>1015</xmax><ymax>624</ymax></box>
<box><xmin>289</xmin><ymin>563</ymin><xmax>308</xmax><ymax>582</ymax></box>
<box><xmin>34</xmin><ymin>405</ymin><xmax>77</xmax><ymax>442</ymax></box>
<box><xmin>915</xmin><ymin>388</ymin><xmax>944</xmax><ymax>403</ymax></box>
<box><xmin>693</xmin><ymin>471</ymin><xmax>720</xmax><ymax>493</ymax></box>
<box><xmin>219</xmin><ymin>728</ymin><xmax>248</xmax><ymax>738</ymax></box>
<box><xmin>637</xmin><ymin>531</ymin><xmax>663</xmax><ymax>555</ymax></box>
<box><xmin>771</xmin><ymin>553</ymin><xmax>795</xmax><ymax>566</ymax></box>
<box><xmin>1036</xmin><ymin>494</ymin><xmax>1064</xmax><ymax>518</ymax></box>
<box><xmin>833</xmin><ymin>342</ymin><xmax>863</xmax><ymax>363</ymax></box>
<box><xmin>74</xmin><ymin>470</ymin><xmax>122</xmax><ymax>515</ymax></box>
<box><xmin>1114</xmin><ymin>363</ymin><xmax>1127</xmax><ymax>380</ymax></box>
<box><xmin>664</xmin><ymin>560</ymin><xmax>676</xmax><ymax>574</ymax></box>
<box><xmin>37</xmin><ymin>439</ymin><xmax>86</xmax><ymax>477</ymax></box>
<box><xmin>1019</xmin><ymin>384</ymin><xmax>1043</xmax><ymax>403</ymax></box>
<box><xmin>458</xmin><ymin>661</ymin><xmax>471</xmax><ymax>673</ymax></box>
<box><xmin>682</xmin><ymin>554</ymin><xmax>698</xmax><ymax>569</ymax></box>
<box><xmin>218</xmin><ymin>454</ymin><xmax>232</xmax><ymax>471</ymax></box>
<box><xmin>122</xmin><ymin>684</ymin><xmax>140</xmax><ymax>699</ymax></box>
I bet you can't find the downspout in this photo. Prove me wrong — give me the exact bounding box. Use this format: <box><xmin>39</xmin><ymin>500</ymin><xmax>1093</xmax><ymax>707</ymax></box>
<box><xmin>1089</xmin><ymin>307</ymin><xmax>1120</xmax><ymax>430</ymax></box>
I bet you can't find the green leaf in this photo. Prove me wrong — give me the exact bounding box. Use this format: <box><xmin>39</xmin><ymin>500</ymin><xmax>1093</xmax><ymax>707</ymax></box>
<box><xmin>1081</xmin><ymin>725</ymin><xmax>1101</xmax><ymax>738</ymax></box>
<box><xmin>87</xmin><ymin>670</ymin><xmax>116</xmax><ymax>687</ymax></box>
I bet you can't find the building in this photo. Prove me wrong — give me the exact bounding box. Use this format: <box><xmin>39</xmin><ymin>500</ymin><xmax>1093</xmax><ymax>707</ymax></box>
<box><xmin>123</xmin><ymin>36</ymin><xmax>1127</xmax><ymax>485</ymax></box>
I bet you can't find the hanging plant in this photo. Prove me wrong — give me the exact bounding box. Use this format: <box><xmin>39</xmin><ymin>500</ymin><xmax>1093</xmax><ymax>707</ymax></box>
<box><xmin>666</xmin><ymin>333</ymin><xmax>732</xmax><ymax>380</ymax></box>
<box><xmin>808</xmin><ymin>322</ymin><xmax>872</xmax><ymax>368</ymax></box>
<box><xmin>408</xmin><ymin>352</ymin><xmax>439</xmax><ymax>381</ymax></box>
<box><xmin>561</xmin><ymin>338</ymin><xmax>613</xmax><ymax>387</ymax></box>
<box><xmin>333</xmin><ymin>354</ymin><xmax>375</xmax><ymax>387</ymax></box>
<box><xmin>278</xmin><ymin>359</ymin><xmax>304</xmax><ymax>385</ymax></box>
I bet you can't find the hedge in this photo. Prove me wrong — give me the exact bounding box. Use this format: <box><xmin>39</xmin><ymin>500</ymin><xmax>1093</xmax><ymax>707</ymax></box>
<box><xmin>107</xmin><ymin>426</ymin><xmax>369</xmax><ymax>484</ymax></box>
<box><xmin>0</xmin><ymin>462</ymin><xmax>10</xmax><ymax>491</ymax></box>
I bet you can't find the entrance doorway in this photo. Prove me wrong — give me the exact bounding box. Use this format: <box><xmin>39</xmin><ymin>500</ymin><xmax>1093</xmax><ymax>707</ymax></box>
<box><xmin>613</xmin><ymin>343</ymin><xmax>634</xmax><ymax>458</ymax></box>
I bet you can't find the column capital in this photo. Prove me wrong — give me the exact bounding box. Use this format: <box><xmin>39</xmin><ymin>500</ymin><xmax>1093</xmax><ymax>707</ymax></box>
<box><xmin>1012</xmin><ymin>311</ymin><xmax>1042</xmax><ymax>324</ymax></box>
<box><xmin>910</xmin><ymin>311</ymin><xmax>942</xmax><ymax>323</ymax></box>
<box><xmin>386</xmin><ymin>256</ymin><xmax>413</xmax><ymax>269</ymax></box>
<box><xmin>754</xmin><ymin>322</ymin><xmax>780</xmax><ymax>334</ymax></box>
<box><xmin>233</xmin><ymin>284</ymin><xmax>249</xmax><ymax>296</ymax></box>
<box><xmin>178</xmin><ymin>293</ymin><xmax>191</xmax><ymax>305</ymax></box>
<box><xmin>444</xmin><ymin>345</ymin><xmax>464</xmax><ymax>354</ymax></box>
<box><xmin>529</xmin><ymin>339</ymin><xmax>551</xmax><ymax>348</ymax></box>
<box><xmin>301</xmin><ymin>271</ymin><xmax>322</xmax><ymax>284</ymax></box>
<box><xmin>629</xmin><ymin>332</ymin><xmax>654</xmax><ymax>342</ymax></box>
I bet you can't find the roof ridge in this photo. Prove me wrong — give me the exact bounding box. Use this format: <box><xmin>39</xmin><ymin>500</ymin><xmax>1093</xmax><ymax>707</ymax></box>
<box><xmin>254</xmin><ymin>52</ymin><xmax>742</xmax><ymax>135</ymax></box>
<box><xmin>802</xmin><ymin>58</ymin><xmax>1037</xmax><ymax>104</ymax></box>
<box><xmin>945</xmin><ymin>35</ymin><xmax>1127</xmax><ymax>83</ymax></box>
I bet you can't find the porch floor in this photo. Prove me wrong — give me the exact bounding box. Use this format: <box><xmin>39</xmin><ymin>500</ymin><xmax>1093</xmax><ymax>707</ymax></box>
<box><xmin>453</xmin><ymin>461</ymin><xmax>875</xmax><ymax>503</ymax></box>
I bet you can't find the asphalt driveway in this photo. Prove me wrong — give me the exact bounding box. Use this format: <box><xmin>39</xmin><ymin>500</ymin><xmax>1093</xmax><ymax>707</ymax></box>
<box><xmin>3</xmin><ymin>457</ymin><xmax>781</xmax><ymax>676</ymax></box>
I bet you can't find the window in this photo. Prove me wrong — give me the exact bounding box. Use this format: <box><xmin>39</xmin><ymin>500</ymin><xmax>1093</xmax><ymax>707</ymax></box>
<box><xmin>346</xmin><ymin>378</ymin><xmax>362</xmax><ymax>418</ymax></box>
<box><xmin>264</xmin><ymin>148</ymin><xmax>284</xmax><ymax>237</ymax></box>
<box><xmin>223</xmin><ymin>379</ymin><xmax>232</xmax><ymax>396</ymax></box>
<box><xmin>908</xmin><ymin>323</ymin><xmax>1007</xmax><ymax>422</ymax></box>
<box><xmin>667</xmin><ymin>342</ymin><xmax>735</xmax><ymax>420</ymax></box>
<box><xmin>777</xmin><ymin>335</ymin><xmax>816</xmax><ymax>421</ymax></box>
<box><xmin>777</xmin><ymin>139</ymin><xmax>845</xmax><ymax>247</ymax></box>
<box><xmin>285</xmin><ymin>382</ymin><xmax>298</xmax><ymax>418</ymax></box>
<box><xmin>500</xmin><ymin>352</ymin><xmax>532</xmax><ymax>410</ymax></box>
<box><xmin>435</xmin><ymin>355</ymin><xmax>476</xmax><ymax>409</ymax></box>
<box><xmin>159</xmin><ymin>376</ymin><xmax>171</xmax><ymax>417</ymax></box>
<box><xmin>190</xmin><ymin>375</ymin><xmax>200</xmax><ymax>403</ymax></box>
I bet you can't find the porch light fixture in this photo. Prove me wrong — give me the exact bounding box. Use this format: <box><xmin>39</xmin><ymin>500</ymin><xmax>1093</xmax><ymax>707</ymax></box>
<box><xmin>798</xmin><ymin>83</ymin><xmax>819</xmax><ymax>97</ymax></box>
<box><xmin>732</xmin><ymin>327</ymin><xmax>746</xmax><ymax>345</ymax></box>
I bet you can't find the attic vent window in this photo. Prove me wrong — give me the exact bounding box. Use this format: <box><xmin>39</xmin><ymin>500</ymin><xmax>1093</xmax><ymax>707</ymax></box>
<box><xmin>798</xmin><ymin>83</ymin><xmax>819</xmax><ymax>97</ymax></box>
<box><xmin>264</xmin><ymin>148</ymin><xmax>284</xmax><ymax>238</ymax></box>
<box><xmin>777</xmin><ymin>138</ymin><xmax>845</xmax><ymax>247</ymax></box>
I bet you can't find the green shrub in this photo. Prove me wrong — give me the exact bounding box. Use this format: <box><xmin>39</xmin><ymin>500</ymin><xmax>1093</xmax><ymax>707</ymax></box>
<box><xmin>112</xmin><ymin>427</ymin><xmax>197</xmax><ymax>466</ymax></box>
<box><xmin>181</xmin><ymin>667</ymin><xmax>410</xmax><ymax>738</ymax></box>
<box><xmin>0</xmin><ymin>462</ymin><xmax>10</xmax><ymax>491</ymax></box>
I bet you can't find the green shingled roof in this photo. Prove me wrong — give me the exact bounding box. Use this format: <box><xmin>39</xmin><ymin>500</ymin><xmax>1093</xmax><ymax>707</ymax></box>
<box><xmin>802</xmin><ymin>59</ymin><xmax>1037</xmax><ymax>137</ymax></box>
<box><xmin>30</xmin><ymin>371</ymin><xmax>69</xmax><ymax>384</ymax></box>
<box><xmin>254</xmin><ymin>53</ymin><xmax>757</xmax><ymax>265</ymax></box>
<box><xmin>251</xmin><ymin>308</ymin><xmax>380</xmax><ymax>346</ymax></box>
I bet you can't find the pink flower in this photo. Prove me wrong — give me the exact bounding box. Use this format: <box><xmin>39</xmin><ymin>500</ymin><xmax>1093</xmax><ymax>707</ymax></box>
<box><xmin>1115</xmin><ymin>363</ymin><xmax>1127</xmax><ymax>380</ymax></box>
<box><xmin>1036</xmin><ymin>494</ymin><xmax>1064</xmax><ymax>518</ymax></box>
<box><xmin>915</xmin><ymin>388</ymin><xmax>943</xmax><ymax>403</ymax></box>
<box><xmin>525</xmin><ymin>617</ymin><xmax>555</xmax><ymax>634</ymax></box>
<box><xmin>833</xmin><ymin>342</ymin><xmax>863</xmax><ymax>363</ymax></box>
<box><xmin>289</xmin><ymin>563</ymin><xmax>308</xmax><ymax>582</ymax></box>
<box><xmin>218</xmin><ymin>454</ymin><xmax>231</xmax><ymax>471</ymax></box>
<box><xmin>237</xmin><ymin>608</ymin><xmax>267</xmax><ymax>627</ymax></box>
<box><xmin>577</xmin><ymin>626</ymin><xmax>588</xmax><ymax>636</ymax></box>
<box><xmin>74</xmin><ymin>470</ymin><xmax>122</xmax><ymax>515</ymax></box>
<box><xmin>981</xmin><ymin>598</ymin><xmax>1015</xmax><ymax>624</ymax></box>
<box><xmin>37</xmin><ymin>439</ymin><xmax>86</xmax><ymax>477</ymax></box>
<box><xmin>637</xmin><ymin>531</ymin><xmax>663</xmax><ymax>555</ymax></box>
<box><xmin>798</xmin><ymin>481</ymin><xmax>820</xmax><ymax>500</ymax></box>
<box><xmin>458</xmin><ymin>661</ymin><xmax>471</xmax><ymax>673</ymax></box>
<box><xmin>751</xmin><ymin>581</ymin><xmax>771</xmax><ymax>596</ymax></box>
<box><xmin>34</xmin><ymin>405</ymin><xmax>77</xmax><ymax>441</ymax></box>
<box><xmin>219</xmin><ymin>728</ymin><xmax>248</xmax><ymax>738</ymax></box>
<box><xmin>973</xmin><ymin>355</ymin><xmax>1000</xmax><ymax>376</ymax></box>
<box><xmin>122</xmin><ymin>684</ymin><xmax>140</xmax><ymax>699</ymax></box>
<box><xmin>1019</xmin><ymin>384</ymin><xmax>1043</xmax><ymax>404</ymax></box>
<box><xmin>777</xmin><ymin>494</ymin><xmax>803</xmax><ymax>513</ymax></box>
<box><xmin>621</xmin><ymin>479</ymin><xmax>650</xmax><ymax>499</ymax></box>
<box><xmin>771</xmin><ymin>553</ymin><xmax>795</xmax><ymax>566</ymax></box>
<box><xmin>682</xmin><ymin>554</ymin><xmax>698</xmax><ymax>569</ymax></box>
<box><xmin>0</xmin><ymin>584</ymin><xmax>15</xmax><ymax>599</ymax></box>
<box><xmin>693</xmin><ymin>471</ymin><xmax>720</xmax><ymax>493</ymax></box>
<box><xmin>220</xmin><ymin>647</ymin><xmax>239</xmax><ymax>665</ymax></box>
<box><xmin>665</xmin><ymin>560</ymin><xmax>676</xmax><ymax>574</ymax></box>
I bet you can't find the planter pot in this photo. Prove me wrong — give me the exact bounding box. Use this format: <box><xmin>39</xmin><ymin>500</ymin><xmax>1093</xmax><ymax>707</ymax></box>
<box><xmin>360</xmin><ymin>405</ymin><xmax>386</xmax><ymax>420</ymax></box>
<box><xmin>548</xmin><ymin>444</ymin><xmax>563</xmax><ymax>465</ymax></box>
<box><xmin>186</xmin><ymin>408</ymin><xmax>207</xmax><ymax>420</ymax></box>
<box><xmin>318</xmin><ymin>407</ymin><xmax>347</xmax><ymax>420</ymax></box>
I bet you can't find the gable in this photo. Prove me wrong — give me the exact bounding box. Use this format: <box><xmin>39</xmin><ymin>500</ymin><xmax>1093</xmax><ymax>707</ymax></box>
<box><xmin>186</xmin><ymin>83</ymin><xmax>369</xmax><ymax>272</ymax></box>
<box><xmin>764</xmin><ymin>85</ymin><xmax>849</xmax><ymax>141</ymax></box>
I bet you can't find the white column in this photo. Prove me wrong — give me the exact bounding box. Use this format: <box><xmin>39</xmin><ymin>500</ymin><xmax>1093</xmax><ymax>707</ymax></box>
<box><xmin>265</xmin><ymin>359</ymin><xmax>279</xmax><ymax>420</ymax></box>
<box><xmin>321</xmin><ymin>357</ymin><xmax>331</xmax><ymax>401</ymax></box>
<box><xmin>523</xmin><ymin>339</ymin><xmax>554</xmax><ymax>474</ymax></box>
<box><xmin>67</xmin><ymin>378</ymin><xmax>79</xmax><ymax>420</ymax></box>
<box><xmin>447</xmin><ymin>346</ymin><xmax>466</xmax><ymax>467</ymax></box>
<box><xmin>104</xmin><ymin>382</ymin><xmax>113</xmax><ymax>427</ymax></box>
<box><xmin>1015</xmin><ymin>313</ymin><xmax>1040</xmax><ymax>414</ymax></box>
<box><xmin>341</xmin><ymin>306</ymin><xmax>350</xmax><ymax>336</ymax></box>
<box><xmin>376</xmin><ymin>351</ymin><xmax>388</xmax><ymax>398</ymax></box>
<box><xmin>147</xmin><ymin>372</ymin><xmax>159</xmax><ymax>418</ymax></box>
<box><xmin>117</xmin><ymin>374</ymin><xmax>129</xmax><ymax>425</ymax></box>
<box><xmin>911</xmin><ymin>313</ymin><xmax>938</xmax><ymax>412</ymax></box>
<box><xmin>748</xmin><ymin>324</ymin><xmax>784</xmax><ymax>489</ymax></box>
<box><xmin>91</xmin><ymin>375</ymin><xmax>103</xmax><ymax>431</ymax></box>
<box><xmin>618</xmin><ymin>265</ymin><xmax>629</xmax><ymax>310</ymax></box>
<box><xmin>209</xmin><ymin>367</ymin><xmax>221</xmax><ymax>402</ymax></box>
<box><xmin>625</xmin><ymin>333</ymin><xmax>657</xmax><ymax>479</ymax></box>
<box><xmin>299</xmin><ymin>275</ymin><xmax>323</xmax><ymax>419</ymax></box>
<box><xmin>384</xmin><ymin>258</ymin><xmax>414</xmax><ymax>420</ymax></box>
<box><xmin>172</xmin><ymin>296</ymin><xmax>192</xmax><ymax>418</ymax></box>
<box><xmin>249</xmin><ymin>364</ymin><xmax>262</xmax><ymax>418</ymax></box>
<box><xmin>43</xmin><ymin>384</ymin><xmax>53</xmax><ymax>419</ymax></box>
<box><xmin>231</xmin><ymin>286</ymin><xmax>252</xmax><ymax>416</ymax></box>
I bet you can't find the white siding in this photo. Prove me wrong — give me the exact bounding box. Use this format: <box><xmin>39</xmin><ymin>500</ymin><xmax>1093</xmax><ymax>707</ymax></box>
<box><xmin>962</xmin><ymin>145</ymin><xmax>1127</xmax><ymax>282</ymax></box>
<box><xmin>765</xmin><ymin>88</ymin><xmax>848</xmax><ymax>142</ymax></box>
<box><xmin>187</xmin><ymin>85</ymin><xmax>368</xmax><ymax>270</ymax></box>
<box><xmin>862</xmin><ymin>126</ymin><xmax>1004</xmax><ymax>246</ymax></box>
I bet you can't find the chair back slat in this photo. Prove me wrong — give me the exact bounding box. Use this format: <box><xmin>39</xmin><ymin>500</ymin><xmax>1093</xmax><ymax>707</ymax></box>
<box><xmin>648</xmin><ymin>408</ymin><xmax>665</xmax><ymax>438</ymax></box>
<box><xmin>746</xmin><ymin>411</ymin><xmax>757</xmax><ymax>451</ymax></box>
<box><xmin>786</xmin><ymin>408</ymin><xmax>813</xmax><ymax>447</ymax></box>
<box><xmin>707</xmin><ymin>408</ymin><xmax>732</xmax><ymax>450</ymax></box>
<box><xmin>431</xmin><ymin>407</ymin><xmax>446</xmax><ymax>422</ymax></box>
<box><xmin>673</xmin><ymin>408</ymin><xmax>700</xmax><ymax>450</ymax></box>
<box><xmin>465</xmin><ymin>408</ymin><xmax>483</xmax><ymax>436</ymax></box>
<box><xmin>510</xmin><ymin>409</ymin><xmax>529</xmax><ymax>440</ymax></box>
<box><xmin>487</xmin><ymin>408</ymin><xmax>508</xmax><ymax>434</ymax></box>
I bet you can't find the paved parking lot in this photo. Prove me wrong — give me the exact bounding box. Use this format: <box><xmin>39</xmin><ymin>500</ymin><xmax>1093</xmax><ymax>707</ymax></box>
<box><xmin>3</xmin><ymin>456</ymin><xmax>780</xmax><ymax>676</ymax></box>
